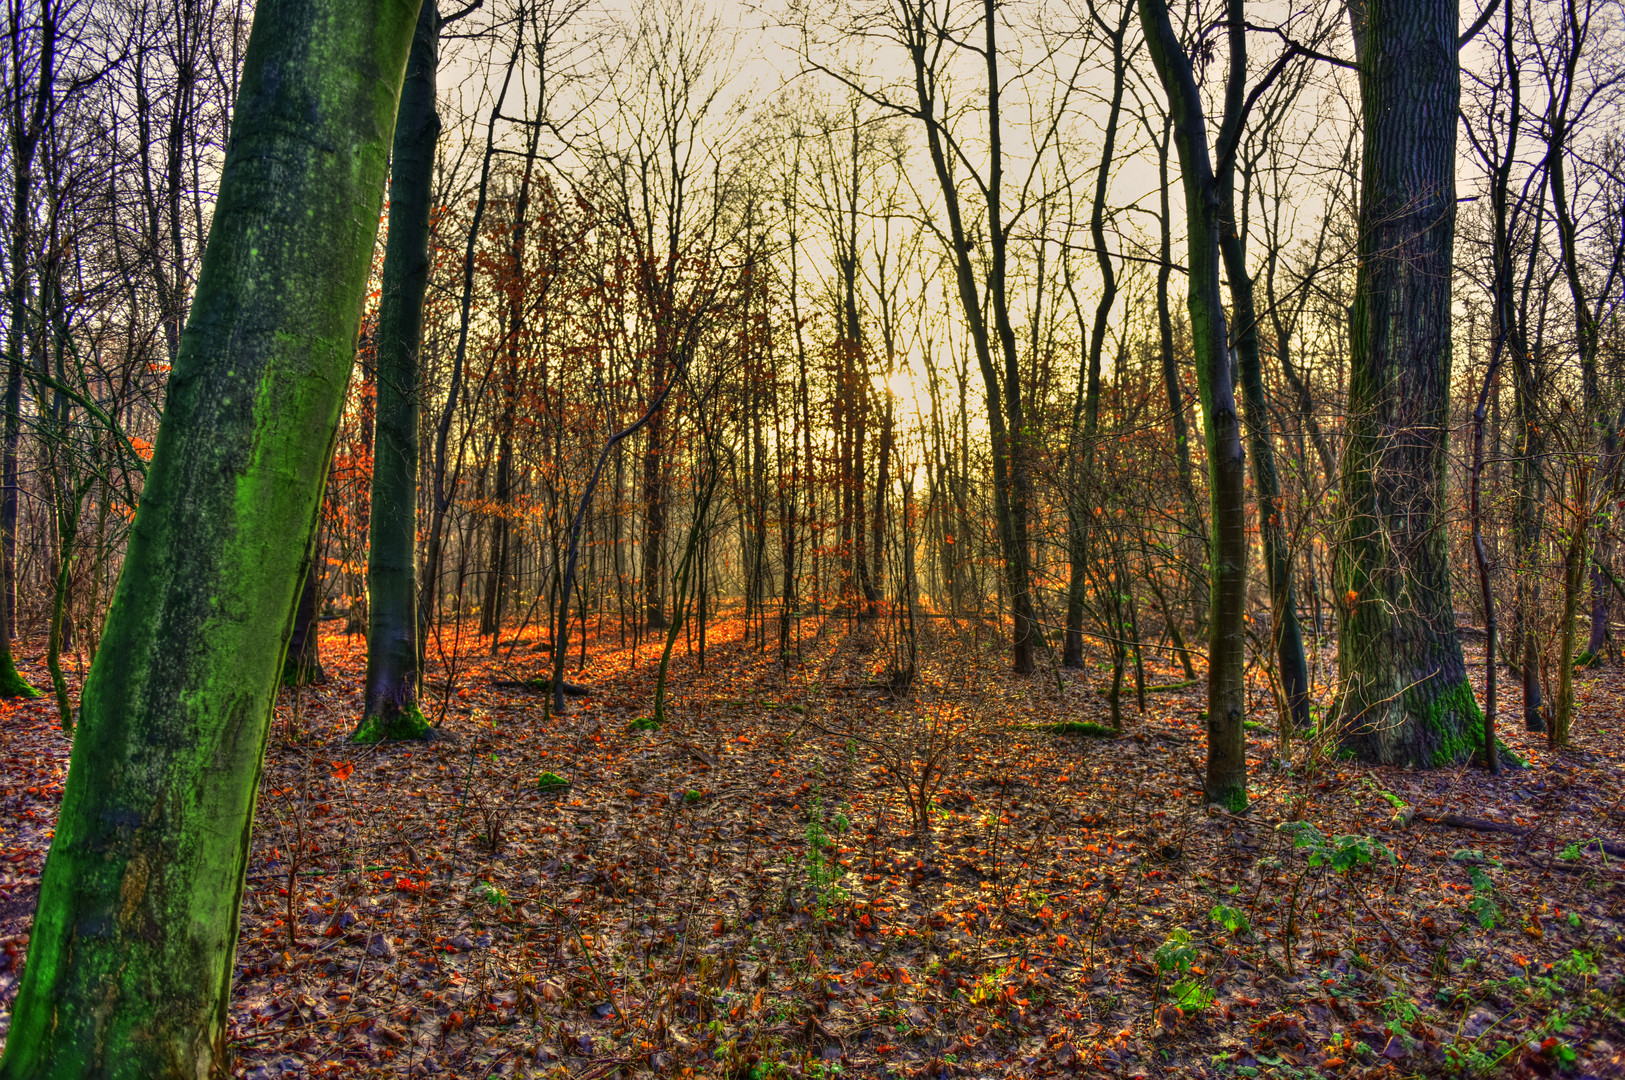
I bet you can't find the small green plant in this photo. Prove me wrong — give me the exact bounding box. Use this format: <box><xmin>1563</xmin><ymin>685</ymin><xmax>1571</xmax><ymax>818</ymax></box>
<box><xmin>1154</xmin><ymin>928</ymin><xmax>1197</xmax><ymax>976</ymax></box>
<box><xmin>684</xmin><ymin>788</ymin><xmax>703</xmax><ymax>803</ymax></box>
<box><xmin>1284</xmin><ymin>824</ymin><xmax>1397</xmax><ymax>873</ymax></box>
<box><xmin>1210</xmin><ymin>903</ymin><xmax>1251</xmax><ymax>937</ymax></box>
<box><xmin>1553</xmin><ymin>949</ymin><xmax>1597</xmax><ymax>981</ymax></box>
<box><xmin>1275</xmin><ymin>824</ymin><xmax>1396</xmax><ymax>974</ymax></box>
<box><xmin>477</xmin><ymin>881</ymin><xmax>511</xmax><ymax>907</ymax></box>
<box><xmin>1450</xmin><ymin>852</ymin><xmax>1502</xmax><ymax>930</ymax></box>
<box><xmin>537</xmin><ymin>771</ymin><xmax>570</xmax><ymax>793</ymax></box>
<box><xmin>1167</xmin><ymin>977</ymin><xmax>1215</xmax><ymax>1012</ymax></box>
<box><xmin>1382</xmin><ymin>991</ymin><xmax>1420</xmax><ymax>1042</ymax></box>
<box><xmin>1152</xmin><ymin>928</ymin><xmax>1211</xmax><ymax>1012</ymax></box>
<box><xmin>800</xmin><ymin>795</ymin><xmax>849</xmax><ymax>916</ymax></box>
<box><xmin>628</xmin><ymin>716</ymin><xmax>660</xmax><ymax>732</ymax></box>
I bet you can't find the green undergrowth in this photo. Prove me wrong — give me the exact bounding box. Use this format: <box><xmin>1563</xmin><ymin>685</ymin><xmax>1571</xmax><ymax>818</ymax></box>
<box><xmin>1040</xmin><ymin>721</ymin><xmax>1119</xmax><ymax>738</ymax></box>
<box><xmin>537</xmin><ymin>771</ymin><xmax>570</xmax><ymax>793</ymax></box>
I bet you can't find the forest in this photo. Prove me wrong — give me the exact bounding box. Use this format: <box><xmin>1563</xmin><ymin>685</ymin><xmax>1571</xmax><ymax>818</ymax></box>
<box><xmin>0</xmin><ymin>0</ymin><xmax>1620</xmax><ymax>1076</ymax></box>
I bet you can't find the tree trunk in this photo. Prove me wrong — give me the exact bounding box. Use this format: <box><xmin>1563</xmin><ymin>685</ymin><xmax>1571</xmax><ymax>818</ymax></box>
<box><xmin>0</xmin><ymin>4</ymin><xmax>56</xmax><ymax>701</ymax></box>
<box><xmin>1334</xmin><ymin>0</ymin><xmax>1483</xmax><ymax>767</ymax></box>
<box><xmin>282</xmin><ymin>558</ymin><xmax>325</xmax><ymax>686</ymax></box>
<box><xmin>1140</xmin><ymin>0</ymin><xmax>1251</xmax><ymax>810</ymax></box>
<box><xmin>1154</xmin><ymin>112</ymin><xmax>1207</xmax><ymax>634</ymax></box>
<box><xmin>0</xmin><ymin>2</ymin><xmax>418</xmax><ymax>1074</ymax></box>
<box><xmin>1218</xmin><ymin>74</ymin><xmax>1308</xmax><ymax>731</ymax></box>
<box><xmin>643</xmin><ymin>387</ymin><xmax>668</xmax><ymax>629</ymax></box>
<box><xmin>904</xmin><ymin>0</ymin><xmax>1038</xmax><ymax>672</ymax></box>
<box><xmin>361</xmin><ymin>0</ymin><xmax>439</xmax><ymax>741</ymax></box>
<box><xmin>1063</xmin><ymin>5</ymin><xmax>1128</xmax><ymax>671</ymax></box>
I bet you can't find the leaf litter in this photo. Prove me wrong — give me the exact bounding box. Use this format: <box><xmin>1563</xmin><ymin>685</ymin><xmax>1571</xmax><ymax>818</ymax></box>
<box><xmin>0</xmin><ymin>617</ymin><xmax>1620</xmax><ymax>1079</ymax></box>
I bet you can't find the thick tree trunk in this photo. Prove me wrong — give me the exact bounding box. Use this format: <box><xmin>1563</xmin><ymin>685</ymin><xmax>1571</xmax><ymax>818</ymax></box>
<box><xmin>361</xmin><ymin>0</ymin><xmax>439</xmax><ymax>741</ymax></box>
<box><xmin>1334</xmin><ymin>0</ymin><xmax>1484</xmax><ymax>767</ymax></box>
<box><xmin>1140</xmin><ymin>0</ymin><xmax>1251</xmax><ymax>810</ymax></box>
<box><xmin>0</xmin><ymin>3</ymin><xmax>418</xmax><ymax>1075</ymax></box>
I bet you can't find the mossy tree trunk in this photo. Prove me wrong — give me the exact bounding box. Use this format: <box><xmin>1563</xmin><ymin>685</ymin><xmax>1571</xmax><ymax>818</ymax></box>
<box><xmin>361</xmin><ymin>0</ymin><xmax>440</xmax><ymax>742</ymax></box>
<box><xmin>1334</xmin><ymin>0</ymin><xmax>1482</xmax><ymax>767</ymax></box>
<box><xmin>0</xmin><ymin>2</ymin><xmax>420</xmax><ymax>1076</ymax></box>
<box><xmin>1139</xmin><ymin>0</ymin><xmax>1251</xmax><ymax>811</ymax></box>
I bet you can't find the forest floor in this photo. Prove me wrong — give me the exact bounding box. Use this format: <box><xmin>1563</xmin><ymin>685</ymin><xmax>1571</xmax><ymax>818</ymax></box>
<box><xmin>0</xmin><ymin>613</ymin><xmax>1621</xmax><ymax>1080</ymax></box>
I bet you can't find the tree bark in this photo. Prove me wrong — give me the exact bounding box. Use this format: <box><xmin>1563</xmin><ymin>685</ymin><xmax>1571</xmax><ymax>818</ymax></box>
<box><xmin>0</xmin><ymin>2</ymin><xmax>419</xmax><ymax>1074</ymax></box>
<box><xmin>1063</xmin><ymin>4</ymin><xmax>1128</xmax><ymax>671</ymax></box>
<box><xmin>1334</xmin><ymin>0</ymin><xmax>1483</xmax><ymax>767</ymax></box>
<box><xmin>1213</xmin><ymin>3</ymin><xmax>1308</xmax><ymax>731</ymax></box>
<box><xmin>0</xmin><ymin>3</ymin><xmax>58</xmax><ymax>700</ymax></box>
<box><xmin>1140</xmin><ymin>0</ymin><xmax>1251</xmax><ymax>810</ymax></box>
<box><xmin>361</xmin><ymin>0</ymin><xmax>440</xmax><ymax>741</ymax></box>
<box><xmin>282</xmin><ymin>558</ymin><xmax>325</xmax><ymax>686</ymax></box>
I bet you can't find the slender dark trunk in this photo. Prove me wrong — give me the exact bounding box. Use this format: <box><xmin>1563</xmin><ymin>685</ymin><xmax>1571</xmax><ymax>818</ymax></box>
<box><xmin>1214</xmin><ymin>16</ymin><xmax>1307</xmax><ymax>730</ymax></box>
<box><xmin>360</xmin><ymin>0</ymin><xmax>438</xmax><ymax>740</ymax></box>
<box><xmin>1155</xmin><ymin>112</ymin><xmax>1206</xmax><ymax>632</ymax></box>
<box><xmin>1140</xmin><ymin>0</ymin><xmax>1250</xmax><ymax>809</ymax></box>
<box><xmin>282</xmin><ymin>556</ymin><xmax>324</xmax><ymax>686</ymax></box>
<box><xmin>1063</xmin><ymin>5</ymin><xmax>1128</xmax><ymax>671</ymax></box>
<box><xmin>0</xmin><ymin>2</ymin><xmax>55</xmax><ymax>700</ymax></box>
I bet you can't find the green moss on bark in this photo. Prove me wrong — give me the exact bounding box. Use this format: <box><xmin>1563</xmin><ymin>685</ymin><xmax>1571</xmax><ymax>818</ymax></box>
<box><xmin>0</xmin><ymin>653</ymin><xmax>40</xmax><ymax>699</ymax></box>
<box><xmin>351</xmin><ymin>703</ymin><xmax>431</xmax><ymax>744</ymax></box>
<box><xmin>1418</xmin><ymin>681</ymin><xmax>1523</xmax><ymax>769</ymax></box>
<box><xmin>0</xmin><ymin>2</ymin><xmax>422</xmax><ymax>1076</ymax></box>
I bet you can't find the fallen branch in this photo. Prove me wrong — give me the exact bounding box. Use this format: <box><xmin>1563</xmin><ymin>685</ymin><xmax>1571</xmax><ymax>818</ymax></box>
<box><xmin>1394</xmin><ymin>808</ymin><xmax>1625</xmax><ymax>858</ymax></box>
<box><xmin>491</xmin><ymin>677</ymin><xmax>591</xmax><ymax>697</ymax></box>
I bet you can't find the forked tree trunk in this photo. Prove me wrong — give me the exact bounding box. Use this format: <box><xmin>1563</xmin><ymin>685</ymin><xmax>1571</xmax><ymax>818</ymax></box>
<box><xmin>361</xmin><ymin>0</ymin><xmax>440</xmax><ymax>741</ymax></box>
<box><xmin>1334</xmin><ymin>0</ymin><xmax>1486</xmax><ymax>767</ymax></box>
<box><xmin>0</xmin><ymin>3</ymin><xmax>419</xmax><ymax>1075</ymax></box>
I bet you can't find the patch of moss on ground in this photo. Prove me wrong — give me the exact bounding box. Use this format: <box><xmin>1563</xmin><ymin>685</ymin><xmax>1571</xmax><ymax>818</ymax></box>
<box><xmin>628</xmin><ymin>716</ymin><xmax>660</xmax><ymax>733</ymax></box>
<box><xmin>1042</xmin><ymin>721</ymin><xmax>1119</xmax><ymax>738</ymax></box>
<box><xmin>537</xmin><ymin>771</ymin><xmax>570</xmax><ymax>793</ymax></box>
